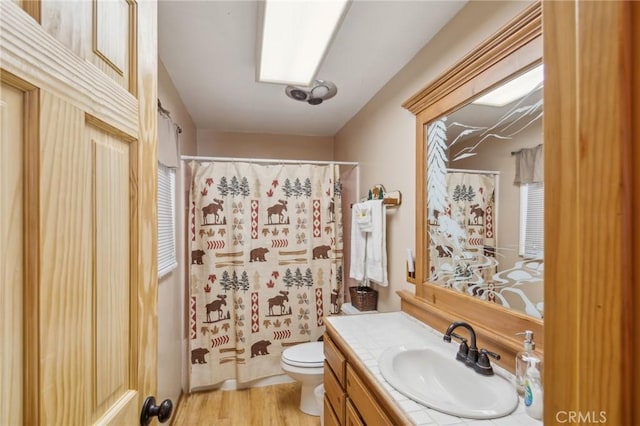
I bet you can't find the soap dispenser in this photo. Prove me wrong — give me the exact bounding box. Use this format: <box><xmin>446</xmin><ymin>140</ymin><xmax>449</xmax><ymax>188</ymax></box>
<box><xmin>524</xmin><ymin>358</ymin><xmax>543</xmax><ymax>420</ymax></box>
<box><xmin>515</xmin><ymin>330</ymin><xmax>539</xmax><ymax>395</ymax></box>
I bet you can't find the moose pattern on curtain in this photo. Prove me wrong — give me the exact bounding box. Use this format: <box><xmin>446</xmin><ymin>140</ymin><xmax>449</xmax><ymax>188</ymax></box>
<box><xmin>188</xmin><ymin>161</ymin><xmax>343</xmax><ymax>390</ymax></box>
<box><xmin>429</xmin><ymin>172</ymin><xmax>497</xmax><ymax>295</ymax></box>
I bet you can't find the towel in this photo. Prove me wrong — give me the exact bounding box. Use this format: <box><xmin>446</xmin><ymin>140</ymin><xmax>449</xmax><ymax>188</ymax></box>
<box><xmin>349</xmin><ymin>203</ymin><xmax>367</xmax><ymax>281</ymax></box>
<box><xmin>349</xmin><ymin>200</ymin><xmax>388</xmax><ymax>286</ymax></box>
<box><xmin>364</xmin><ymin>199</ymin><xmax>387</xmax><ymax>285</ymax></box>
<box><xmin>354</xmin><ymin>202</ymin><xmax>373</xmax><ymax>231</ymax></box>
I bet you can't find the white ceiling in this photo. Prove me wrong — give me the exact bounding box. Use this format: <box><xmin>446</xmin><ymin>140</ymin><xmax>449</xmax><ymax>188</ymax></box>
<box><xmin>158</xmin><ymin>0</ymin><xmax>467</xmax><ymax>137</ymax></box>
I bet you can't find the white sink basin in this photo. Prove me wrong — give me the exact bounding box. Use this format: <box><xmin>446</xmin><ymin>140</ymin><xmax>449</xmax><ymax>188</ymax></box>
<box><xmin>378</xmin><ymin>345</ymin><xmax>518</xmax><ymax>419</ymax></box>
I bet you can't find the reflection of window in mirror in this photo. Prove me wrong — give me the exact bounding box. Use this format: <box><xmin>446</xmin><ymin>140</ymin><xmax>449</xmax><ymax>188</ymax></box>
<box><xmin>425</xmin><ymin>63</ymin><xmax>544</xmax><ymax>319</ymax></box>
<box><xmin>519</xmin><ymin>182</ymin><xmax>543</xmax><ymax>258</ymax></box>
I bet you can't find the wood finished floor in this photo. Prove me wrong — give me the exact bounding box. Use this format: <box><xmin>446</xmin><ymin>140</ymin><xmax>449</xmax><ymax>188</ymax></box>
<box><xmin>171</xmin><ymin>382</ymin><xmax>321</xmax><ymax>426</ymax></box>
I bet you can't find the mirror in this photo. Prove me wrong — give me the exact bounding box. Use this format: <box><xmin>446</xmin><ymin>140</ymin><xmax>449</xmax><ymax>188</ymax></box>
<box><xmin>426</xmin><ymin>64</ymin><xmax>544</xmax><ymax>319</ymax></box>
<box><xmin>402</xmin><ymin>2</ymin><xmax>543</xmax><ymax>363</ymax></box>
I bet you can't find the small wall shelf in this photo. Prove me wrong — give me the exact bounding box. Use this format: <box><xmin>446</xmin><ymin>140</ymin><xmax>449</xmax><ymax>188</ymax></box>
<box><xmin>352</xmin><ymin>184</ymin><xmax>402</xmax><ymax>208</ymax></box>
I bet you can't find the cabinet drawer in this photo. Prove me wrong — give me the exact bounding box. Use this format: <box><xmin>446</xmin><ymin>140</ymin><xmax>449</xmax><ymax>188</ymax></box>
<box><xmin>346</xmin><ymin>399</ymin><xmax>364</xmax><ymax>426</ymax></box>
<box><xmin>324</xmin><ymin>361</ymin><xmax>346</xmax><ymax>424</ymax></box>
<box><xmin>324</xmin><ymin>334</ymin><xmax>346</xmax><ymax>386</ymax></box>
<box><xmin>346</xmin><ymin>365</ymin><xmax>393</xmax><ymax>426</ymax></box>
<box><xmin>324</xmin><ymin>395</ymin><xmax>341</xmax><ymax>426</ymax></box>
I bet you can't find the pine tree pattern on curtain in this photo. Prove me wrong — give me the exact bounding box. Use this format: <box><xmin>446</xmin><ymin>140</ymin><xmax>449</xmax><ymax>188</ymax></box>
<box><xmin>429</xmin><ymin>172</ymin><xmax>497</xmax><ymax>295</ymax></box>
<box><xmin>188</xmin><ymin>161</ymin><xmax>343</xmax><ymax>390</ymax></box>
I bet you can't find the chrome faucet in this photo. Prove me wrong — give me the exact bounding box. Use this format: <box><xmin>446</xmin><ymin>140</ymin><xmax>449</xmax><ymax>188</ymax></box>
<box><xmin>443</xmin><ymin>321</ymin><xmax>501</xmax><ymax>376</ymax></box>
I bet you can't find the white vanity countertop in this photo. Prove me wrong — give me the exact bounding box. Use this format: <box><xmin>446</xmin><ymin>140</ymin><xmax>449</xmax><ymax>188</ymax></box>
<box><xmin>325</xmin><ymin>311</ymin><xmax>544</xmax><ymax>426</ymax></box>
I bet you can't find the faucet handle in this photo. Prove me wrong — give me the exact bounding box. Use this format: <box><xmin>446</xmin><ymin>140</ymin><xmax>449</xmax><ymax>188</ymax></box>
<box><xmin>454</xmin><ymin>336</ymin><xmax>469</xmax><ymax>362</ymax></box>
<box><xmin>456</xmin><ymin>340</ymin><xmax>469</xmax><ymax>362</ymax></box>
<box><xmin>444</xmin><ymin>332</ymin><xmax>470</xmax><ymax>362</ymax></box>
<box><xmin>475</xmin><ymin>348</ymin><xmax>500</xmax><ymax>376</ymax></box>
<box><xmin>483</xmin><ymin>348</ymin><xmax>500</xmax><ymax>360</ymax></box>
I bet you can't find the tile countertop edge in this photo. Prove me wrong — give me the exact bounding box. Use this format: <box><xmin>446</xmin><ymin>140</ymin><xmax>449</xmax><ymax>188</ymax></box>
<box><xmin>324</xmin><ymin>311</ymin><xmax>544</xmax><ymax>426</ymax></box>
<box><xmin>324</xmin><ymin>317</ymin><xmax>416</xmax><ymax>425</ymax></box>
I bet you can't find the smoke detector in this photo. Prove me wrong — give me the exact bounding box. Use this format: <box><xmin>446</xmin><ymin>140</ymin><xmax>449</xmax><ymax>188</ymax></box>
<box><xmin>285</xmin><ymin>80</ymin><xmax>337</xmax><ymax>105</ymax></box>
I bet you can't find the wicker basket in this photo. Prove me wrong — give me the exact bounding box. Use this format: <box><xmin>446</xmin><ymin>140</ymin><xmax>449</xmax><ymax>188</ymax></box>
<box><xmin>349</xmin><ymin>286</ymin><xmax>378</xmax><ymax>311</ymax></box>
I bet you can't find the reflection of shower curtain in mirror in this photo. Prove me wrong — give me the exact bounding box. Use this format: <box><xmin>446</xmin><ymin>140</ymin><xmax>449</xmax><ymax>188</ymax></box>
<box><xmin>429</xmin><ymin>172</ymin><xmax>497</xmax><ymax>294</ymax></box>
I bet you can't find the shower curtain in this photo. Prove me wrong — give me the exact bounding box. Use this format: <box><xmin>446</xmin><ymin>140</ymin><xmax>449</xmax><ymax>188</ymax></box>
<box><xmin>429</xmin><ymin>172</ymin><xmax>497</xmax><ymax>293</ymax></box>
<box><xmin>188</xmin><ymin>161</ymin><xmax>343</xmax><ymax>390</ymax></box>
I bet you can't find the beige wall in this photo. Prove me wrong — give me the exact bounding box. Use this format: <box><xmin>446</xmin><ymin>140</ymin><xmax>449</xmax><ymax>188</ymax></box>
<box><xmin>157</xmin><ymin>60</ymin><xmax>197</xmax><ymax>406</ymax></box>
<box><xmin>197</xmin><ymin>129</ymin><xmax>334</xmax><ymax>160</ymax></box>
<box><xmin>334</xmin><ymin>0</ymin><xmax>533</xmax><ymax>312</ymax></box>
<box><xmin>159</xmin><ymin>63</ymin><xmax>197</xmax><ymax>158</ymax></box>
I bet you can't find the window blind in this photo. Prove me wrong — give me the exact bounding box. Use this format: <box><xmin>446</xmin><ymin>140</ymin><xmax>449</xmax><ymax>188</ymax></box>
<box><xmin>158</xmin><ymin>162</ymin><xmax>177</xmax><ymax>278</ymax></box>
<box><xmin>519</xmin><ymin>182</ymin><xmax>544</xmax><ymax>258</ymax></box>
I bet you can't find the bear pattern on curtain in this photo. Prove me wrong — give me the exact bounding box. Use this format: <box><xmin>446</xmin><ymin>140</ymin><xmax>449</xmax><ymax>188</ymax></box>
<box><xmin>429</xmin><ymin>172</ymin><xmax>497</xmax><ymax>294</ymax></box>
<box><xmin>188</xmin><ymin>161</ymin><xmax>343</xmax><ymax>390</ymax></box>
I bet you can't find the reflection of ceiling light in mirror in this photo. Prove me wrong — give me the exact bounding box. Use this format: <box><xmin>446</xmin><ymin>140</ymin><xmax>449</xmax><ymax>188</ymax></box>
<box><xmin>472</xmin><ymin>64</ymin><xmax>544</xmax><ymax>107</ymax></box>
<box><xmin>257</xmin><ymin>0</ymin><xmax>350</xmax><ymax>86</ymax></box>
<box><xmin>452</xmin><ymin>152</ymin><xmax>477</xmax><ymax>162</ymax></box>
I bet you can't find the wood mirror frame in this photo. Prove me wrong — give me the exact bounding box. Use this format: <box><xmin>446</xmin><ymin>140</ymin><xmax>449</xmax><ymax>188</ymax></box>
<box><xmin>399</xmin><ymin>2</ymin><xmax>542</xmax><ymax>372</ymax></box>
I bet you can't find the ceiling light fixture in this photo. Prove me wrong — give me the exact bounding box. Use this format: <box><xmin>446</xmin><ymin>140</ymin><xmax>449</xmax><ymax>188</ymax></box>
<box><xmin>472</xmin><ymin>64</ymin><xmax>544</xmax><ymax>107</ymax></box>
<box><xmin>285</xmin><ymin>79</ymin><xmax>337</xmax><ymax>105</ymax></box>
<box><xmin>257</xmin><ymin>0</ymin><xmax>350</xmax><ymax>86</ymax></box>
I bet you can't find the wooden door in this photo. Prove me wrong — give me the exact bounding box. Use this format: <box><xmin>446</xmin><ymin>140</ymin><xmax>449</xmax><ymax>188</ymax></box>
<box><xmin>0</xmin><ymin>1</ymin><xmax>158</xmax><ymax>424</ymax></box>
<box><xmin>544</xmin><ymin>0</ymin><xmax>639</xmax><ymax>424</ymax></box>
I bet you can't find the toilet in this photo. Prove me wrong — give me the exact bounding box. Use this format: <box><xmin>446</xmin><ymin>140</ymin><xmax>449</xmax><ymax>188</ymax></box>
<box><xmin>280</xmin><ymin>341</ymin><xmax>324</xmax><ymax>416</ymax></box>
<box><xmin>280</xmin><ymin>303</ymin><xmax>376</xmax><ymax>416</ymax></box>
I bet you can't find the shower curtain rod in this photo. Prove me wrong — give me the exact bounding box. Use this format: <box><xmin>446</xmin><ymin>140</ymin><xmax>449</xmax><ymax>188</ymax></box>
<box><xmin>181</xmin><ymin>155</ymin><xmax>359</xmax><ymax>167</ymax></box>
<box><xmin>447</xmin><ymin>168</ymin><xmax>501</xmax><ymax>175</ymax></box>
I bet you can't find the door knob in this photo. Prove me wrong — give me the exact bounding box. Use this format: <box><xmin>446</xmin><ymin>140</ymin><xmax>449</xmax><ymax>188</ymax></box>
<box><xmin>140</xmin><ymin>396</ymin><xmax>173</xmax><ymax>425</ymax></box>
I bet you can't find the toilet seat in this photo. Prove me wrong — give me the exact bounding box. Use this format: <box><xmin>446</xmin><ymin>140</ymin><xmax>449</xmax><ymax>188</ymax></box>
<box><xmin>281</xmin><ymin>342</ymin><xmax>324</xmax><ymax>368</ymax></box>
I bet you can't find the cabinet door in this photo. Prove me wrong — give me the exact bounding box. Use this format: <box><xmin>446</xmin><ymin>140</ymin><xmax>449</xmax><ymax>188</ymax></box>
<box><xmin>346</xmin><ymin>399</ymin><xmax>365</xmax><ymax>426</ymax></box>
<box><xmin>346</xmin><ymin>365</ymin><xmax>393</xmax><ymax>426</ymax></box>
<box><xmin>324</xmin><ymin>361</ymin><xmax>346</xmax><ymax>424</ymax></box>
<box><xmin>324</xmin><ymin>396</ymin><xmax>342</xmax><ymax>426</ymax></box>
<box><xmin>324</xmin><ymin>334</ymin><xmax>346</xmax><ymax>385</ymax></box>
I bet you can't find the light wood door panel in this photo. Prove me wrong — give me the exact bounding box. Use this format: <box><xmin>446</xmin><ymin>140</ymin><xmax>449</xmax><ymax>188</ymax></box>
<box><xmin>90</xmin><ymin>122</ymin><xmax>135</xmax><ymax>421</ymax></box>
<box><xmin>1</xmin><ymin>1</ymin><xmax>158</xmax><ymax>424</ymax></box>
<box><xmin>40</xmin><ymin>0</ymin><xmax>135</xmax><ymax>92</ymax></box>
<box><xmin>39</xmin><ymin>91</ymin><xmax>94</xmax><ymax>424</ymax></box>
<box><xmin>38</xmin><ymin>92</ymin><xmax>141</xmax><ymax>424</ymax></box>
<box><xmin>0</xmin><ymin>81</ymin><xmax>25</xmax><ymax>426</ymax></box>
<box><xmin>94</xmin><ymin>0</ymin><xmax>130</xmax><ymax>75</ymax></box>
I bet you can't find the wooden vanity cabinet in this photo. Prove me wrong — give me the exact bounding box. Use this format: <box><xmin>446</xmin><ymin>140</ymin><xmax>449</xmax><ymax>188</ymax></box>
<box><xmin>323</xmin><ymin>334</ymin><xmax>346</xmax><ymax>424</ymax></box>
<box><xmin>324</xmin><ymin>326</ymin><xmax>409</xmax><ymax>425</ymax></box>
